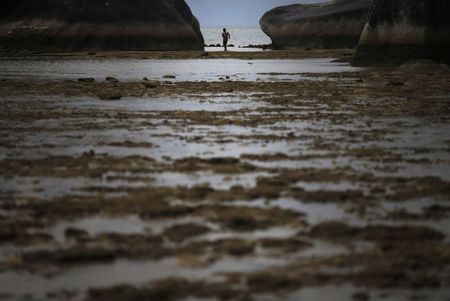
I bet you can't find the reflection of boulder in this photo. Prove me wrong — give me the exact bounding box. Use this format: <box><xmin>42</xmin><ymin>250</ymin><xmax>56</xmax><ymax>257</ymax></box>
<box><xmin>260</xmin><ymin>0</ymin><xmax>371</xmax><ymax>49</ymax></box>
<box><xmin>353</xmin><ymin>0</ymin><xmax>450</xmax><ymax>66</ymax></box>
<box><xmin>0</xmin><ymin>0</ymin><xmax>204</xmax><ymax>52</ymax></box>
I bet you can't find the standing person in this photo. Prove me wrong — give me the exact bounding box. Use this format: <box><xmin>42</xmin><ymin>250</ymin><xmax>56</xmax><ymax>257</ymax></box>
<box><xmin>222</xmin><ymin>28</ymin><xmax>231</xmax><ymax>51</ymax></box>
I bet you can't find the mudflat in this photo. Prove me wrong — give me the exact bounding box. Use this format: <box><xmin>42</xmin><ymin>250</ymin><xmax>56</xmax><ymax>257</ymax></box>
<box><xmin>1</xmin><ymin>48</ymin><xmax>354</xmax><ymax>60</ymax></box>
<box><xmin>0</xmin><ymin>49</ymin><xmax>449</xmax><ymax>301</ymax></box>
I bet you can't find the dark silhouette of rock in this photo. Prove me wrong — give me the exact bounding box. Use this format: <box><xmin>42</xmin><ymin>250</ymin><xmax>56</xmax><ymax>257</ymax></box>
<box><xmin>105</xmin><ymin>77</ymin><xmax>119</xmax><ymax>84</ymax></box>
<box><xmin>260</xmin><ymin>0</ymin><xmax>371</xmax><ymax>49</ymax></box>
<box><xmin>78</xmin><ymin>78</ymin><xmax>96</xmax><ymax>83</ymax></box>
<box><xmin>142</xmin><ymin>80</ymin><xmax>159</xmax><ymax>89</ymax></box>
<box><xmin>353</xmin><ymin>0</ymin><xmax>450</xmax><ymax>66</ymax></box>
<box><xmin>0</xmin><ymin>0</ymin><xmax>204</xmax><ymax>52</ymax></box>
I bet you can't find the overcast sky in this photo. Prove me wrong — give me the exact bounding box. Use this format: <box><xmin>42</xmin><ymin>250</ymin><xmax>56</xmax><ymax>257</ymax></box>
<box><xmin>186</xmin><ymin>0</ymin><xmax>320</xmax><ymax>26</ymax></box>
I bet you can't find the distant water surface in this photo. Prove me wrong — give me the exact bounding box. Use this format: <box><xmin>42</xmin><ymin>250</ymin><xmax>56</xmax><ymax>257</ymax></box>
<box><xmin>201</xmin><ymin>26</ymin><xmax>271</xmax><ymax>47</ymax></box>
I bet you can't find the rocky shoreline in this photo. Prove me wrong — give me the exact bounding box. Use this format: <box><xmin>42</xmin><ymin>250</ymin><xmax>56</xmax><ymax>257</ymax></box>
<box><xmin>0</xmin><ymin>48</ymin><xmax>355</xmax><ymax>60</ymax></box>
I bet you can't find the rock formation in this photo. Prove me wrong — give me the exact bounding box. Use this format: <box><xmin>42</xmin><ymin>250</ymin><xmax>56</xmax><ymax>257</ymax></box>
<box><xmin>260</xmin><ymin>0</ymin><xmax>371</xmax><ymax>49</ymax></box>
<box><xmin>0</xmin><ymin>0</ymin><xmax>204</xmax><ymax>52</ymax></box>
<box><xmin>353</xmin><ymin>0</ymin><xmax>450</xmax><ymax>66</ymax></box>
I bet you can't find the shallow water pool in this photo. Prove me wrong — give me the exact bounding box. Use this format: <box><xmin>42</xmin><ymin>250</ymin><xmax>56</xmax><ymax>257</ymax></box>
<box><xmin>0</xmin><ymin>58</ymin><xmax>360</xmax><ymax>82</ymax></box>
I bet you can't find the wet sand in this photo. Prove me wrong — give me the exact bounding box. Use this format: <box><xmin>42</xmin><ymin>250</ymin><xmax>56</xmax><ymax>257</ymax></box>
<box><xmin>1</xmin><ymin>48</ymin><xmax>354</xmax><ymax>60</ymax></box>
<box><xmin>0</xmin><ymin>50</ymin><xmax>449</xmax><ymax>301</ymax></box>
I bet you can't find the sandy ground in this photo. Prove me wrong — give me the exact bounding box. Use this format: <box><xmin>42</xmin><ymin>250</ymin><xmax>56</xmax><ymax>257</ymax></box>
<box><xmin>0</xmin><ymin>50</ymin><xmax>449</xmax><ymax>301</ymax></box>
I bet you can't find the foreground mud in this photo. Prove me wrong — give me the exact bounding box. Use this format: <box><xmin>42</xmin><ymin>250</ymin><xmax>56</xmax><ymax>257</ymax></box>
<box><xmin>0</xmin><ymin>54</ymin><xmax>449</xmax><ymax>301</ymax></box>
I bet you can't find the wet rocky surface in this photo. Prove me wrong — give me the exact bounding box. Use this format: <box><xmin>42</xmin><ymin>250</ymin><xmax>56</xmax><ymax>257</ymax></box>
<box><xmin>0</xmin><ymin>53</ymin><xmax>449</xmax><ymax>300</ymax></box>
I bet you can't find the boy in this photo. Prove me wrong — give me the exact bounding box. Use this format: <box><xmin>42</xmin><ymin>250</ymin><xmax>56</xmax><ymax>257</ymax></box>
<box><xmin>222</xmin><ymin>28</ymin><xmax>231</xmax><ymax>51</ymax></box>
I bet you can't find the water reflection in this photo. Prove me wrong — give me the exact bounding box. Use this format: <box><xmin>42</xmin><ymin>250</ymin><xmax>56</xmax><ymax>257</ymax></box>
<box><xmin>0</xmin><ymin>58</ymin><xmax>360</xmax><ymax>82</ymax></box>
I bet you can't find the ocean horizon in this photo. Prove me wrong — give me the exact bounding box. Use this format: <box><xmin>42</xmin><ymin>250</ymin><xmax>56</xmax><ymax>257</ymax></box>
<box><xmin>201</xmin><ymin>26</ymin><xmax>272</xmax><ymax>47</ymax></box>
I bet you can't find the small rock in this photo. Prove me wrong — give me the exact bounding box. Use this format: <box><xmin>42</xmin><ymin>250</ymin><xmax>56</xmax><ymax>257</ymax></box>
<box><xmin>98</xmin><ymin>92</ymin><xmax>122</xmax><ymax>100</ymax></box>
<box><xmin>163</xmin><ymin>224</ymin><xmax>210</xmax><ymax>242</ymax></box>
<box><xmin>65</xmin><ymin>227</ymin><xmax>89</xmax><ymax>241</ymax></box>
<box><xmin>83</xmin><ymin>150</ymin><xmax>96</xmax><ymax>157</ymax></box>
<box><xmin>78</xmin><ymin>77</ymin><xmax>95</xmax><ymax>83</ymax></box>
<box><xmin>388</xmin><ymin>80</ymin><xmax>404</xmax><ymax>86</ymax></box>
<box><xmin>163</xmin><ymin>75</ymin><xmax>176</xmax><ymax>79</ymax></box>
<box><xmin>105</xmin><ymin>76</ymin><xmax>118</xmax><ymax>83</ymax></box>
<box><xmin>142</xmin><ymin>81</ymin><xmax>158</xmax><ymax>89</ymax></box>
<box><xmin>56</xmin><ymin>247</ymin><xmax>116</xmax><ymax>263</ymax></box>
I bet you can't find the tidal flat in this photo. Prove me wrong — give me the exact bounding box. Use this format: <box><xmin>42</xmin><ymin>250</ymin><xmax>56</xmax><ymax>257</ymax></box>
<box><xmin>0</xmin><ymin>50</ymin><xmax>449</xmax><ymax>301</ymax></box>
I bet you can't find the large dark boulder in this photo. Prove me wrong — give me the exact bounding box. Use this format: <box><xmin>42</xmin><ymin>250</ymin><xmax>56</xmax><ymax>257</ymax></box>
<box><xmin>353</xmin><ymin>0</ymin><xmax>450</xmax><ymax>66</ymax></box>
<box><xmin>0</xmin><ymin>0</ymin><xmax>204</xmax><ymax>52</ymax></box>
<box><xmin>260</xmin><ymin>0</ymin><xmax>371</xmax><ymax>49</ymax></box>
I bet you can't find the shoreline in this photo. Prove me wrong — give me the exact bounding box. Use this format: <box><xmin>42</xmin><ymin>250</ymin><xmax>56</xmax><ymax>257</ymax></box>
<box><xmin>0</xmin><ymin>49</ymin><xmax>355</xmax><ymax>61</ymax></box>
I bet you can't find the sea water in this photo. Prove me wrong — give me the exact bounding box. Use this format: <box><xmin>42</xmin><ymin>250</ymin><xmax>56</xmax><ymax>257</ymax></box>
<box><xmin>0</xmin><ymin>58</ymin><xmax>360</xmax><ymax>82</ymax></box>
<box><xmin>201</xmin><ymin>26</ymin><xmax>271</xmax><ymax>48</ymax></box>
